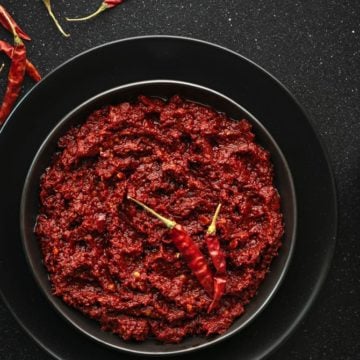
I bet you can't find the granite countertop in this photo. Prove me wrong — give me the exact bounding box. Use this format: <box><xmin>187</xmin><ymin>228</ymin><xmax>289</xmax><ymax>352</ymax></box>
<box><xmin>0</xmin><ymin>1</ymin><xmax>359</xmax><ymax>359</ymax></box>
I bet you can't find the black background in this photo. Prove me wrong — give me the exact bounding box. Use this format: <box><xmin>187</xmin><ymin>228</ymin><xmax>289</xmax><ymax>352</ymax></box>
<box><xmin>0</xmin><ymin>1</ymin><xmax>359</xmax><ymax>359</ymax></box>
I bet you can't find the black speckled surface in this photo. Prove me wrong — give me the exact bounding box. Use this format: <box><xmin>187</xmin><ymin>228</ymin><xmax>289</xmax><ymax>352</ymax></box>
<box><xmin>0</xmin><ymin>1</ymin><xmax>359</xmax><ymax>359</ymax></box>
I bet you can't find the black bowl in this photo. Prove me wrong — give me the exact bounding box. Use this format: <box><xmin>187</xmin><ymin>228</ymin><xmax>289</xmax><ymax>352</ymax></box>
<box><xmin>20</xmin><ymin>80</ymin><xmax>297</xmax><ymax>356</ymax></box>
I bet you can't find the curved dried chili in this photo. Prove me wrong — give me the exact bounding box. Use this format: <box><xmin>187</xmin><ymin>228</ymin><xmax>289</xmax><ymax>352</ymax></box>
<box><xmin>66</xmin><ymin>0</ymin><xmax>124</xmax><ymax>22</ymax></box>
<box><xmin>0</xmin><ymin>11</ymin><xmax>26</xmax><ymax>125</ymax></box>
<box><xmin>0</xmin><ymin>6</ymin><xmax>31</xmax><ymax>41</ymax></box>
<box><xmin>127</xmin><ymin>196</ymin><xmax>214</xmax><ymax>297</ymax></box>
<box><xmin>205</xmin><ymin>204</ymin><xmax>227</xmax><ymax>313</ymax></box>
<box><xmin>0</xmin><ymin>40</ymin><xmax>41</xmax><ymax>82</ymax></box>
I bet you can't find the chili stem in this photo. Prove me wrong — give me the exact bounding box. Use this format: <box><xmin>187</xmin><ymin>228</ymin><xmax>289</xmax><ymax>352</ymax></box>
<box><xmin>0</xmin><ymin>63</ymin><xmax>4</xmax><ymax>74</ymax></box>
<box><xmin>127</xmin><ymin>196</ymin><xmax>176</xmax><ymax>229</ymax></box>
<box><xmin>42</xmin><ymin>0</ymin><xmax>70</xmax><ymax>37</ymax></box>
<box><xmin>66</xmin><ymin>3</ymin><xmax>108</xmax><ymax>22</ymax></box>
<box><xmin>207</xmin><ymin>203</ymin><xmax>221</xmax><ymax>235</ymax></box>
<box><xmin>0</xmin><ymin>6</ymin><xmax>31</xmax><ymax>41</ymax></box>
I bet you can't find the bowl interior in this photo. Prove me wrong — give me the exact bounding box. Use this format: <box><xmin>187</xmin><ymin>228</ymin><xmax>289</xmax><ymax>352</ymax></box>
<box><xmin>20</xmin><ymin>80</ymin><xmax>296</xmax><ymax>355</ymax></box>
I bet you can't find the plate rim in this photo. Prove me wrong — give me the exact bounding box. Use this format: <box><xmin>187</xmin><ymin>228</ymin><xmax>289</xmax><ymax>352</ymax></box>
<box><xmin>0</xmin><ymin>35</ymin><xmax>338</xmax><ymax>360</ymax></box>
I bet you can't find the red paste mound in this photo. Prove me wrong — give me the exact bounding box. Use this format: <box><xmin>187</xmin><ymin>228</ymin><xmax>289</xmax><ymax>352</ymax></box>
<box><xmin>35</xmin><ymin>95</ymin><xmax>284</xmax><ymax>343</ymax></box>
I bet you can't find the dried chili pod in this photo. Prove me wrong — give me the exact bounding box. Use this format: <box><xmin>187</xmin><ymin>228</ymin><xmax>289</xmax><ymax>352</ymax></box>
<box><xmin>66</xmin><ymin>0</ymin><xmax>124</xmax><ymax>22</ymax></box>
<box><xmin>0</xmin><ymin>6</ymin><xmax>31</xmax><ymax>41</ymax></box>
<box><xmin>0</xmin><ymin>12</ymin><xmax>26</xmax><ymax>124</ymax></box>
<box><xmin>205</xmin><ymin>204</ymin><xmax>226</xmax><ymax>274</ymax></box>
<box><xmin>205</xmin><ymin>203</ymin><xmax>228</xmax><ymax>313</ymax></box>
<box><xmin>0</xmin><ymin>40</ymin><xmax>41</xmax><ymax>82</ymax></box>
<box><xmin>127</xmin><ymin>196</ymin><xmax>214</xmax><ymax>297</ymax></box>
<box><xmin>207</xmin><ymin>275</ymin><xmax>226</xmax><ymax>313</ymax></box>
<box><xmin>42</xmin><ymin>0</ymin><xmax>70</xmax><ymax>37</ymax></box>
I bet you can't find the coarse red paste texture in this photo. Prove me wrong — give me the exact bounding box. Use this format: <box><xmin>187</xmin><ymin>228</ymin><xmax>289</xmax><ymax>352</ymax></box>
<box><xmin>35</xmin><ymin>95</ymin><xmax>284</xmax><ymax>343</ymax></box>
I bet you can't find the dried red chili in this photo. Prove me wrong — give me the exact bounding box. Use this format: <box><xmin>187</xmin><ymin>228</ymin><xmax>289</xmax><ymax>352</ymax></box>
<box><xmin>208</xmin><ymin>276</ymin><xmax>226</xmax><ymax>313</ymax></box>
<box><xmin>0</xmin><ymin>13</ymin><xmax>27</xmax><ymax>125</ymax></box>
<box><xmin>0</xmin><ymin>6</ymin><xmax>31</xmax><ymax>41</ymax></box>
<box><xmin>205</xmin><ymin>204</ymin><xmax>226</xmax><ymax>274</ymax></box>
<box><xmin>66</xmin><ymin>0</ymin><xmax>124</xmax><ymax>22</ymax></box>
<box><xmin>127</xmin><ymin>196</ymin><xmax>214</xmax><ymax>297</ymax></box>
<box><xmin>205</xmin><ymin>204</ymin><xmax>227</xmax><ymax>313</ymax></box>
<box><xmin>0</xmin><ymin>40</ymin><xmax>41</xmax><ymax>82</ymax></box>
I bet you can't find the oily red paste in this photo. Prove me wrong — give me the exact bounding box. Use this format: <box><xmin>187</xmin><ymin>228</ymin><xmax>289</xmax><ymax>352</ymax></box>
<box><xmin>35</xmin><ymin>95</ymin><xmax>284</xmax><ymax>343</ymax></box>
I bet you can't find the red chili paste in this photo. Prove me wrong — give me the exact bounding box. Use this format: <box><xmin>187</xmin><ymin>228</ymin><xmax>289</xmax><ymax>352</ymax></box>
<box><xmin>35</xmin><ymin>95</ymin><xmax>284</xmax><ymax>343</ymax></box>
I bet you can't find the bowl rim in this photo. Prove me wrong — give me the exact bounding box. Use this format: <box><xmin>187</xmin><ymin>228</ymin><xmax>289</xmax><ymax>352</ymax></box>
<box><xmin>20</xmin><ymin>79</ymin><xmax>297</xmax><ymax>356</ymax></box>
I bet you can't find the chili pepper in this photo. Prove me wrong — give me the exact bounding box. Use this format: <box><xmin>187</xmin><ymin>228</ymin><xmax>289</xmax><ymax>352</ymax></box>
<box><xmin>0</xmin><ymin>6</ymin><xmax>31</xmax><ymax>41</ymax></box>
<box><xmin>207</xmin><ymin>275</ymin><xmax>226</xmax><ymax>313</ymax></box>
<box><xmin>42</xmin><ymin>0</ymin><xmax>70</xmax><ymax>37</ymax></box>
<box><xmin>127</xmin><ymin>196</ymin><xmax>214</xmax><ymax>297</ymax></box>
<box><xmin>205</xmin><ymin>204</ymin><xmax>227</xmax><ymax>313</ymax></box>
<box><xmin>0</xmin><ymin>13</ymin><xmax>27</xmax><ymax>125</ymax></box>
<box><xmin>0</xmin><ymin>40</ymin><xmax>41</xmax><ymax>82</ymax></box>
<box><xmin>66</xmin><ymin>0</ymin><xmax>124</xmax><ymax>22</ymax></box>
<box><xmin>205</xmin><ymin>204</ymin><xmax>226</xmax><ymax>274</ymax></box>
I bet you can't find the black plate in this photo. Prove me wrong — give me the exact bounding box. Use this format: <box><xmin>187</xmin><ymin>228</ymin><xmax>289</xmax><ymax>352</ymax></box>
<box><xmin>0</xmin><ymin>36</ymin><xmax>337</xmax><ymax>360</ymax></box>
<box><xmin>20</xmin><ymin>80</ymin><xmax>296</xmax><ymax>355</ymax></box>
